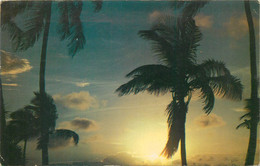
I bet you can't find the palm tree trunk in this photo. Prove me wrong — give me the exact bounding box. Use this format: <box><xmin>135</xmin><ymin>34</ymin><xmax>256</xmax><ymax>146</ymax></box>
<box><xmin>180</xmin><ymin>126</ymin><xmax>187</xmax><ymax>166</ymax></box>
<box><xmin>244</xmin><ymin>0</ymin><xmax>259</xmax><ymax>165</ymax></box>
<box><xmin>39</xmin><ymin>2</ymin><xmax>52</xmax><ymax>165</ymax></box>
<box><xmin>180</xmin><ymin>97</ymin><xmax>187</xmax><ymax>166</ymax></box>
<box><xmin>23</xmin><ymin>139</ymin><xmax>27</xmax><ymax>166</ymax></box>
<box><xmin>0</xmin><ymin>77</ymin><xmax>6</xmax><ymax>165</ymax></box>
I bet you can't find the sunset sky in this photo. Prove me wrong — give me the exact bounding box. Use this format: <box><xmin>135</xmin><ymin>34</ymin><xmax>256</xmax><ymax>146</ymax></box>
<box><xmin>1</xmin><ymin>1</ymin><xmax>259</xmax><ymax>165</ymax></box>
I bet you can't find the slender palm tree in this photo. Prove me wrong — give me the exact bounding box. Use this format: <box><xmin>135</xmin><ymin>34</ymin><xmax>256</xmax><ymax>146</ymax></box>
<box><xmin>237</xmin><ymin>1</ymin><xmax>259</xmax><ymax>165</ymax></box>
<box><xmin>116</xmin><ymin>16</ymin><xmax>243</xmax><ymax>165</ymax></box>
<box><xmin>1</xmin><ymin>1</ymin><xmax>101</xmax><ymax>164</ymax></box>
<box><xmin>0</xmin><ymin>78</ymin><xmax>7</xmax><ymax>165</ymax></box>
<box><xmin>6</xmin><ymin>92</ymin><xmax>79</xmax><ymax>165</ymax></box>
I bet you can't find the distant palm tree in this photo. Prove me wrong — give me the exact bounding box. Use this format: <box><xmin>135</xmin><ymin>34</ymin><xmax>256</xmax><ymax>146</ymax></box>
<box><xmin>1</xmin><ymin>1</ymin><xmax>101</xmax><ymax>164</ymax></box>
<box><xmin>237</xmin><ymin>0</ymin><xmax>259</xmax><ymax>165</ymax></box>
<box><xmin>6</xmin><ymin>92</ymin><xmax>79</xmax><ymax>165</ymax></box>
<box><xmin>0</xmin><ymin>78</ymin><xmax>7</xmax><ymax>165</ymax></box>
<box><xmin>116</xmin><ymin>16</ymin><xmax>243</xmax><ymax>165</ymax></box>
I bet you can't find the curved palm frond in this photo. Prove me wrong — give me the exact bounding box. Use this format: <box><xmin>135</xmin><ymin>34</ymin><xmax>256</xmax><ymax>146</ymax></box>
<box><xmin>52</xmin><ymin>129</ymin><xmax>79</xmax><ymax>145</ymax></box>
<box><xmin>116</xmin><ymin>65</ymin><xmax>174</xmax><ymax>96</ymax></box>
<box><xmin>196</xmin><ymin>59</ymin><xmax>231</xmax><ymax>77</ymax></box>
<box><xmin>57</xmin><ymin>2</ymin><xmax>70</xmax><ymax>40</ymax></box>
<box><xmin>199</xmin><ymin>83</ymin><xmax>215</xmax><ymax>114</ymax></box>
<box><xmin>209</xmin><ymin>75</ymin><xmax>243</xmax><ymax>100</ymax></box>
<box><xmin>236</xmin><ymin>119</ymin><xmax>250</xmax><ymax>129</ymax></box>
<box><xmin>161</xmin><ymin>100</ymin><xmax>185</xmax><ymax>158</ymax></box>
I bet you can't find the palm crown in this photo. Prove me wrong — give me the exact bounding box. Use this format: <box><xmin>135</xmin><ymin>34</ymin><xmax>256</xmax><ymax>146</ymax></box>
<box><xmin>116</xmin><ymin>16</ymin><xmax>243</xmax><ymax>160</ymax></box>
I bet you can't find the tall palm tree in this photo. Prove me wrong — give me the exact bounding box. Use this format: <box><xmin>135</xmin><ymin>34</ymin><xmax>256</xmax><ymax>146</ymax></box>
<box><xmin>6</xmin><ymin>92</ymin><xmax>79</xmax><ymax>165</ymax></box>
<box><xmin>1</xmin><ymin>1</ymin><xmax>101</xmax><ymax>164</ymax></box>
<box><xmin>0</xmin><ymin>78</ymin><xmax>7</xmax><ymax>165</ymax></box>
<box><xmin>116</xmin><ymin>16</ymin><xmax>243</xmax><ymax>165</ymax></box>
<box><xmin>237</xmin><ymin>0</ymin><xmax>259</xmax><ymax>165</ymax></box>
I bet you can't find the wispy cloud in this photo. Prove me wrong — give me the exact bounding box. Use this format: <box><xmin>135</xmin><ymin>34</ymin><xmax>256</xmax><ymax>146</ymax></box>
<box><xmin>75</xmin><ymin>82</ymin><xmax>90</xmax><ymax>87</ymax></box>
<box><xmin>48</xmin><ymin>136</ymin><xmax>75</xmax><ymax>150</ymax></box>
<box><xmin>194</xmin><ymin>14</ymin><xmax>213</xmax><ymax>29</ymax></box>
<box><xmin>58</xmin><ymin>117</ymin><xmax>98</xmax><ymax>132</ymax></box>
<box><xmin>53</xmin><ymin>91</ymin><xmax>98</xmax><ymax>111</ymax></box>
<box><xmin>2</xmin><ymin>83</ymin><xmax>18</xmax><ymax>87</ymax></box>
<box><xmin>194</xmin><ymin>113</ymin><xmax>226</xmax><ymax>128</ymax></box>
<box><xmin>1</xmin><ymin>50</ymin><xmax>32</xmax><ymax>75</ymax></box>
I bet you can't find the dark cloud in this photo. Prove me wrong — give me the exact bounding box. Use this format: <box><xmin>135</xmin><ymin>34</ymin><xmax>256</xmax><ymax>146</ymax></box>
<box><xmin>1</xmin><ymin>50</ymin><xmax>32</xmax><ymax>75</ymax></box>
<box><xmin>194</xmin><ymin>113</ymin><xmax>226</xmax><ymax>128</ymax></box>
<box><xmin>58</xmin><ymin>118</ymin><xmax>98</xmax><ymax>132</ymax></box>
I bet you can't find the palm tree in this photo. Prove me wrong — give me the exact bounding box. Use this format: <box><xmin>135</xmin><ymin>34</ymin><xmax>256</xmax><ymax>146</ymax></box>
<box><xmin>236</xmin><ymin>0</ymin><xmax>259</xmax><ymax>165</ymax></box>
<box><xmin>1</xmin><ymin>1</ymin><xmax>101</xmax><ymax>164</ymax></box>
<box><xmin>0</xmin><ymin>77</ymin><xmax>7</xmax><ymax>165</ymax></box>
<box><xmin>6</xmin><ymin>92</ymin><xmax>79</xmax><ymax>165</ymax></box>
<box><xmin>116</xmin><ymin>16</ymin><xmax>243</xmax><ymax>165</ymax></box>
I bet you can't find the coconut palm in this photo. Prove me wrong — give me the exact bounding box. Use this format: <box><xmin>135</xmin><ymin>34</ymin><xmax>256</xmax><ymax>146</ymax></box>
<box><xmin>236</xmin><ymin>1</ymin><xmax>259</xmax><ymax>165</ymax></box>
<box><xmin>6</xmin><ymin>92</ymin><xmax>79</xmax><ymax>165</ymax></box>
<box><xmin>0</xmin><ymin>77</ymin><xmax>7</xmax><ymax>165</ymax></box>
<box><xmin>1</xmin><ymin>1</ymin><xmax>101</xmax><ymax>164</ymax></box>
<box><xmin>116</xmin><ymin>16</ymin><xmax>243</xmax><ymax>165</ymax></box>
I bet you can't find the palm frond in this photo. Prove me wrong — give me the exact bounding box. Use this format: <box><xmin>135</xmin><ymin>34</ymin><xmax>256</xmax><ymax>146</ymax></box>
<box><xmin>116</xmin><ymin>65</ymin><xmax>174</xmax><ymax>96</ymax></box>
<box><xmin>197</xmin><ymin>60</ymin><xmax>231</xmax><ymax>77</ymax></box>
<box><xmin>236</xmin><ymin>119</ymin><xmax>250</xmax><ymax>129</ymax></box>
<box><xmin>138</xmin><ymin>30</ymin><xmax>177</xmax><ymax>66</ymax></box>
<box><xmin>67</xmin><ymin>1</ymin><xmax>86</xmax><ymax>57</ymax></box>
<box><xmin>51</xmin><ymin>129</ymin><xmax>79</xmax><ymax>145</ymax></box>
<box><xmin>1</xmin><ymin>1</ymin><xmax>32</xmax><ymax>25</ymax></box>
<box><xmin>57</xmin><ymin>2</ymin><xmax>71</xmax><ymax>40</ymax></box>
<box><xmin>15</xmin><ymin>2</ymin><xmax>47</xmax><ymax>51</ymax></box>
<box><xmin>92</xmin><ymin>0</ymin><xmax>103</xmax><ymax>12</ymax></box>
<box><xmin>161</xmin><ymin>100</ymin><xmax>185</xmax><ymax>158</ymax></box>
<box><xmin>199</xmin><ymin>83</ymin><xmax>215</xmax><ymax>114</ymax></box>
<box><xmin>180</xmin><ymin>1</ymin><xmax>208</xmax><ymax>19</ymax></box>
<box><xmin>209</xmin><ymin>75</ymin><xmax>243</xmax><ymax>101</ymax></box>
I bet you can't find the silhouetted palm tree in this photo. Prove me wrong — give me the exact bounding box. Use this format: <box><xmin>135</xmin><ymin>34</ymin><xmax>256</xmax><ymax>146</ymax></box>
<box><xmin>1</xmin><ymin>1</ymin><xmax>101</xmax><ymax>164</ymax></box>
<box><xmin>116</xmin><ymin>16</ymin><xmax>243</xmax><ymax>165</ymax></box>
<box><xmin>0</xmin><ymin>77</ymin><xmax>7</xmax><ymax>165</ymax></box>
<box><xmin>6</xmin><ymin>92</ymin><xmax>79</xmax><ymax>165</ymax></box>
<box><xmin>236</xmin><ymin>1</ymin><xmax>259</xmax><ymax>165</ymax></box>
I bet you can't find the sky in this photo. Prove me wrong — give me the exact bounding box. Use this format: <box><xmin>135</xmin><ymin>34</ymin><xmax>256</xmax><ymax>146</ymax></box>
<box><xmin>1</xmin><ymin>0</ymin><xmax>259</xmax><ymax>165</ymax></box>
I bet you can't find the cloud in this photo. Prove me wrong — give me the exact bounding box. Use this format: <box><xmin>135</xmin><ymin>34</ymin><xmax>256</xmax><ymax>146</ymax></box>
<box><xmin>224</xmin><ymin>14</ymin><xmax>258</xmax><ymax>39</ymax></box>
<box><xmin>194</xmin><ymin>113</ymin><xmax>226</xmax><ymax>128</ymax></box>
<box><xmin>1</xmin><ymin>50</ymin><xmax>32</xmax><ymax>75</ymax></box>
<box><xmin>81</xmin><ymin>134</ymin><xmax>103</xmax><ymax>144</ymax></box>
<box><xmin>58</xmin><ymin>117</ymin><xmax>98</xmax><ymax>132</ymax></box>
<box><xmin>194</xmin><ymin>14</ymin><xmax>213</xmax><ymax>29</ymax></box>
<box><xmin>2</xmin><ymin>83</ymin><xmax>18</xmax><ymax>87</ymax></box>
<box><xmin>103</xmin><ymin>152</ymin><xmax>142</xmax><ymax>166</ymax></box>
<box><xmin>233</xmin><ymin>108</ymin><xmax>247</xmax><ymax>112</ymax></box>
<box><xmin>53</xmin><ymin>91</ymin><xmax>98</xmax><ymax>111</ymax></box>
<box><xmin>149</xmin><ymin>11</ymin><xmax>163</xmax><ymax>23</ymax></box>
<box><xmin>75</xmin><ymin>82</ymin><xmax>90</xmax><ymax>87</ymax></box>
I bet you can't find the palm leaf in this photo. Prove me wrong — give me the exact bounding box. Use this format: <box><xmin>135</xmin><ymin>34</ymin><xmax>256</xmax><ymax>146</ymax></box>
<box><xmin>57</xmin><ymin>2</ymin><xmax>71</xmax><ymax>40</ymax></box>
<box><xmin>209</xmin><ymin>75</ymin><xmax>243</xmax><ymax>100</ymax></box>
<box><xmin>116</xmin><ymin>65</ymin><xmax>174</xmax><ymax>96</ymax></box>
<box><xmin>236</xmin><ymin>119</ymin><xmax>250</xmax><ymax>129</ymax></box>
<box><xmin>51</xmin><ymin>129</ymin><xmax>79</xmax><ymax>145</ymax></box>
<box><xmin>199</xmin><ymin>83</ymin><xmax>215</xmax><ymax>114</ymax></box>
<box><xmin>67</xmin><ymin>1</ymin><xmax>86</xmax><ymax>57</ymax></box>
<box><xmin>161</xmin><ymin>100</ymin><xmax>185</xmax><ymax>158</ymax></box>
<box><xmin>92</xmin><ymin>0</ymin><xmax>103</xmax><ymax>12</ymax></box>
